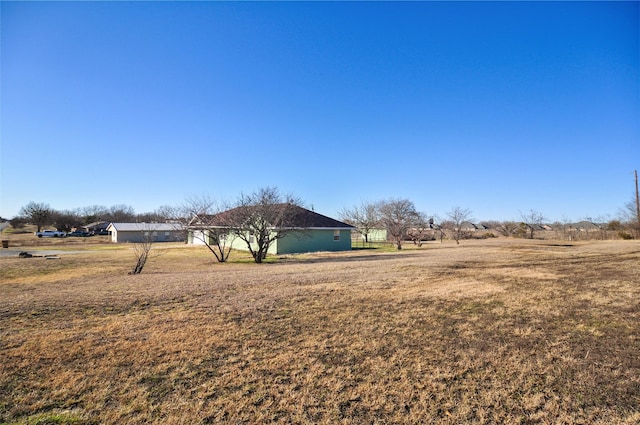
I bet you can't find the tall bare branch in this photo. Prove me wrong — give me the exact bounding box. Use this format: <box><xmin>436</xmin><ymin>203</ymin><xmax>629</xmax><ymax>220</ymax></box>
<box><xmin>378</xmin><ymin>199</ymin><xmax>418</xmax><ymax>250</ymax></box>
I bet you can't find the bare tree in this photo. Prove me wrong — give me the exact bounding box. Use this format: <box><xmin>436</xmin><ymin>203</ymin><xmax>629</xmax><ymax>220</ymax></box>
<box><xmin>9</xmin><ymin>216</ymin><xmax>28</xmax><ymax>230</ymax></box>
<box><xmin>446</xmin><ymin>206</ymin><xmax>473</xmax><ymax>244</ymax></box>
<box><xmin>81</xmin><ymin>205</ymin><xmax>109</xmax><ymax>224</ymax></box>
<box><xmin>129</xmin><ymin>235</ymin><xmax>153</xmax><ymax>274</ymax></box>
<box><xmin>520</xmin><ymin>209</ymin><xmax>546</xmax><ymax>239</ymax></box>
<box><xmin>51</xmin><ymin>210</ymin><xmax>83</xmax><ymax>232</ymax></box>
<box><xmin>406</xmin><ymin>212</ymin><xmax>432</xmax><ymax>247</ymax></box>
<box><xmin>128</xmin><ymin>225</ymin><xmax>164</xmax><ymax>275</ymax></box>
<box><xmin>339</xmin><ymin>201</ymin><xmax>380</xmax><ymax>245</ymax></box>
<box><xmin>619</xmin><ymin>197</ymin><xmax>640</xmax><ymax>238</ymax></box>
<box><xmin>378</xmin><ymin>198</ymin><xmax>418</xmax><ymax>250</ymax></box>
<box><xmin>180</xmin><ymin>195</ymin><xmax>234</xmax><ymax>263</ymax></box>
<box><xmin>227</xmin><ymin>187</ymin><xmax>306</xmax><ymax>263</ymax></box>
<box><xmin>496</xmin><ymin>220</ymin><xmax>519</xmax><ymax>237</ymax></box>
<box><xmin>107</xmin><ymin>204</ymin><xmax>136</xmax><ymax>223</ymax></box>
<box><xmin>19</xmin><ymin>202</ymin><xmax>53</xmax><ymax>232</ymax></box>
<box><xmin>154</xmin><ymin>205</ymin><xmax>176</xmax><ymax>222</ymax></box>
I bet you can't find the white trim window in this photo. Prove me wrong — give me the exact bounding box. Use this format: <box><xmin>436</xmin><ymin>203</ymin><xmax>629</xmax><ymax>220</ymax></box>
<box><xmin>333</xmin><ymin>230</ymin><xmax>340</xmax><ymax>241</ymax></box>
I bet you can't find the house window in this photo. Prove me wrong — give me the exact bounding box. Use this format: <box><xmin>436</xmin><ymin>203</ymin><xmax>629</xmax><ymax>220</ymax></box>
<box><xmin>334</xmin><ymin>230</ymin><xmax>340</xmax><ymax>241</ymax></box>
<box><xmin>249</xmin><ymin>234</ymin><xmax>255</xmax><ymax>244</ymax></box>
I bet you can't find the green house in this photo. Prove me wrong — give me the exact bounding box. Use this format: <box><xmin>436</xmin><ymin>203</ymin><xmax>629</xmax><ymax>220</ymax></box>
<box><xmin>189</xmin><ymin>205</ymin><xmax>355</xmax><ymax>254</ymax></box>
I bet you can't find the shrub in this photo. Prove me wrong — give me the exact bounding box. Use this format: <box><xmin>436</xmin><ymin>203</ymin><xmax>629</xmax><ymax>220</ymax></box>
<box><xmin>618</xmin><ymin>231</ymin><xmax>634</xmax><ymax>240</ymax></box>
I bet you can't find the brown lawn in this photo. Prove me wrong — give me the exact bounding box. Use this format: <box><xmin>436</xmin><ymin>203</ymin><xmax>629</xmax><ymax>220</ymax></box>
<box><xmin>1</xmin><ymin>238</ymin><xmax>639</xmax><ymax>424</ymax></box>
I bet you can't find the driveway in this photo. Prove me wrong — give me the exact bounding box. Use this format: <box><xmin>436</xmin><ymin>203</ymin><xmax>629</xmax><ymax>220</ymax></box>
<box><xmin>0</xmin><ymin>249</ymin><xmax>89</xmax><ymax>258</ymax></box>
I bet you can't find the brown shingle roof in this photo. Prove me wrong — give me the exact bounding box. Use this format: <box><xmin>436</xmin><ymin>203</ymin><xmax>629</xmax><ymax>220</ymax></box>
<box><xmin>192</xmin><ymin>204</ymin><xmax>354</xmax><ymax>229</ymax></box>
<box><xmin>284</xmin><ymin>205</ymin><xmax>355</xmax><ymax>229</ymax></box>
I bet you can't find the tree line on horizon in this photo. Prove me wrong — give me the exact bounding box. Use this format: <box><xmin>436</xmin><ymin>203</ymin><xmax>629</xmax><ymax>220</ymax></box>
<box><xmin>5</xmin><ymin>202</ymin><xmax>172</xmax><ymax>233</ymax></box>
<box><xmin>5</xmin><ymin>188</ymin><xmax>640</xmax><ymax>245</ymax></box>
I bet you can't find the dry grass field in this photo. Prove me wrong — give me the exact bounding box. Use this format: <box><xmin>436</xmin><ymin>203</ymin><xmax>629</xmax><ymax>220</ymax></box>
<box><xmin>1</xmin><ymin>237</ymin><xmax>639</xmax><ymax>424</ymax></box>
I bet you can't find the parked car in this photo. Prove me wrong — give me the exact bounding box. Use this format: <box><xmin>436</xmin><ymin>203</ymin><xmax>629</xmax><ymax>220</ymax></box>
<box><xmin>67</xmin><ymin>230</ymin><xmax>91</xmax><ymax>237</ymax></box>
<box><xmin>35</xmin><ymin>230</ymin><xmax>67</xmax><ymax>238</ymax></box>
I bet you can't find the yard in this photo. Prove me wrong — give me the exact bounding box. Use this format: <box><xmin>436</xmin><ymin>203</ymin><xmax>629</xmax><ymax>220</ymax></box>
<box><xmin>1</xmin><ymin>238</ymin><xmax>639</xmax><ymax>424</ymax></box>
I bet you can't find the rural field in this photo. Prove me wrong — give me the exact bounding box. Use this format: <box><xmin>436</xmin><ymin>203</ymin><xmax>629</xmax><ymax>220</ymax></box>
<box><xmin>0</xmin><ymin>237</ymin><xmax>639</xmax><ymax>424</ymax></box>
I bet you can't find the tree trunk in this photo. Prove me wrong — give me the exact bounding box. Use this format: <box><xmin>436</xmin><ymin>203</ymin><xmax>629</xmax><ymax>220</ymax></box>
<box><xmin>252</xmin><ymin>247</ymin><xmax>265</xmax><ymax>263</ymax></box>
<box><xmin>129</xmin><ymin>253</ymin><xmax>147</xmax><ymax>275</ymax></box>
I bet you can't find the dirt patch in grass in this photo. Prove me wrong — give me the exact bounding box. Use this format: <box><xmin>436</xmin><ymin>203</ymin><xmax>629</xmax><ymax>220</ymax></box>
<box><xmin>1</xmin><ymin>239</ymin><xmax>639</xmax><ymax>424</ymax></box>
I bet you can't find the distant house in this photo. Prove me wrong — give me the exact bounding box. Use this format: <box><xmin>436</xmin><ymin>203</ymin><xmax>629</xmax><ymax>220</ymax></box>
<box><xmin>519</xmin><ymin>222</ymin><xmax>545</xmax><ymax>231</ymax></box>
<box><xmin>571</xmin><ymin>221</ymin><xmax>601</xmax><ymax>232</ymax></box>
<box><xmin>188</xmin><ymin>205</ymin><xmax>355</xmax><ymax>254</ymax></box>
<box><xmin>458</xmin><ymin>222</ymin><xmax>483</xmax><ymax>231</ymax></box>
<box><xmin>83</xmin><ymin>221</ymin><xmax>110</xmax><ymax>234</ymax></box>
<box><xmin>106</xmin><ymin>223</ymin><xmax>185</xmax><ymax>243</ymax></box>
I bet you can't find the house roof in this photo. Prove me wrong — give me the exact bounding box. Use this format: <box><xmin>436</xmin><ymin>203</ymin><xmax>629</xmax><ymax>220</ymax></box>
<box><xmin>284</xmin><ymin>205</ymin><xmax>355</xmax><ymax>229</ymax></box>
<box><xmin>571</xmin><ymin>221</ymin><xmax>601</xmax><ymax>230</ymax></box>
<box><xmin>84</xmin><ymin>221</ymin><xmax>109</xmax><ymax>230</ymax></box>
<box><xmin>192</xmin><ymin>205</ymin><xmax>355</xmax><ymax>230</ymax></box>
<box><xmin>459</xmin><ymin>221</ymin><xmax>478</xmax><ymax>230</ymax></box>
<box><xmin>520</xmin><ymin>222</ymin><xmax>545</xmax><ymax>230</ymax></box>
<box><xmin>107</xmin><ymin>223</ymin><xmax>183</xmax><ymax>232</ymax></box>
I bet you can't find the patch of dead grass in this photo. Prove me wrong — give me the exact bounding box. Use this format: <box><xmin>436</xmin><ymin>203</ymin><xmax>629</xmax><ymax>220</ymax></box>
<box><xmin>1</xmin><ymin>239</ymin><xmax>639</xmax><ymax>424</ymax></box>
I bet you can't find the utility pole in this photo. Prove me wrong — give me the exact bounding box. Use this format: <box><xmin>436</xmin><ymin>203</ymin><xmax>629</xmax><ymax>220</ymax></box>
<box><xmin>635</xmin><ymin>169</ymin><xmax>640</xmax><ymax>227</ymax></box>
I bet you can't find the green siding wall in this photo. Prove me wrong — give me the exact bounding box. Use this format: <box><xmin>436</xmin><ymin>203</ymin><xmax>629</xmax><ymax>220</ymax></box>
<box><xmin>274</xmin><ymin>229</ymin><xmax>352</xmax><ymax>254</ymax></box>
<box><xmin>353</xmin><ymin>228</ymin><xmax>387</xmax><ymax>242</ymax></box>
<box><xmin>226</xmin><ymin>229</ymin><xmax>352</xmax><ymax>254</ymax></box>
<box><xmin>228</xmin><ymin>234</ymin><xmax>255</xmax><ymax>252</ymax></box>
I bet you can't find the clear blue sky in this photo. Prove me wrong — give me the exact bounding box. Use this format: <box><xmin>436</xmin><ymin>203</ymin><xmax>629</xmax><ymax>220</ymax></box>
<box><xmin>1</xmin><ymin>1</ymin><xmax>638</xmax><ymax>222</ymax></box>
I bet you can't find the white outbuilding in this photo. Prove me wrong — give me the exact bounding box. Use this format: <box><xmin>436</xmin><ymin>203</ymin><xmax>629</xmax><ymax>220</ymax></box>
<box><xmin>106</xmin><ymin>223</ymin><xmax>185</xmax><ymax>243</ymax></box>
